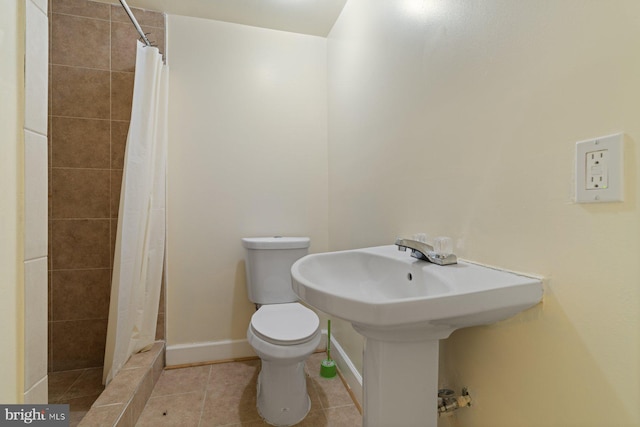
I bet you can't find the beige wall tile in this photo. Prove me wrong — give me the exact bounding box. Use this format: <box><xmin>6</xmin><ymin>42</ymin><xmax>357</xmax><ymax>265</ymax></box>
<box><xmin>110</xmin><ymin>169</ymin><xmax>123</xmax><ymax>218</ymax></box>
<box><xmin>51</xmin><ymin>168</ymin><xmax>110</xmax><ymax>219</ymax></box>
<box><xmin>51</xmin><ymin>13</ymin><xmax>109</xmax><ymax>69</ymax></box>
<box><xmin>51</xmin><ymin>65</ymin><xmax>110</xmax><ymax>119</ymax></box>
<box><xmin>110</xmin><ymin>218</ymin><xmax>118</xmax><ymax>268</ymax></box>
<box><xmin>47</xmin><ymin>214</ymin><xmax>52</xmax><ymax>269</ymax></box>
<box><xmin>51</xmin><ymin>0</ymin><xmax>110</xmax><ymax>20</ymax></box>
<box><xmin>111</xmin><ymin>121</ymin><xmax>129</xmax><ymax>169</ymax></box>
<box><xmin>51</xmin><ymin>268</ymin><xmax>111</xmax><ymax>321</ymax></box>
<box><xmin>48</xmin><ymin>272</ymin><xmax>52</xmax><ymax>322</ymax></box>
<box><xmin>154</xmin><ymin>313</ymin><xmax>165</xmax><ymax>341</ymax></box>
<box><xmin>110</xmin><ymin>5</ymin><xmax>164</xmax><ymax>28</ymax></box>
<box><xmin>155</xmin><ymin>281</ymin><xmax>165</xmax><ymax>341</ymax></box>
<box><xmin>47</xmin><ymin>320</ymin><xmax>53</xmax><ymax>373</ymax></box>
<box><xmin>111</xmin><ymin>22</ymin><xmax>141</xmax><ymax>72</ymax></box>
<box><xmin>51</xmin><ymin>219</ymin><xmax>110</xmax><ymax>269</ymax></box>
<box><xmin>51</xmin><ymin>117</ymin><xmax>110</xmax><ymax>168</ymax></box>
<box><xmin>50</xmin><ymin>319</ymin><xmax>107</xmax><ymax>371</ymax></box>
<box><xmin>111</xmin><ymin>72</ymin><xmax>134</xmax><ymax>121</ymax></box>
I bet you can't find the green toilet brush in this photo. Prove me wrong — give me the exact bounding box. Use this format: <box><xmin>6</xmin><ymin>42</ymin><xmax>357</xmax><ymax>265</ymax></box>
<box><xmin>320</xmin><ymin>319</ymin><xmax>337</xmax><ymax>378</ymax></box>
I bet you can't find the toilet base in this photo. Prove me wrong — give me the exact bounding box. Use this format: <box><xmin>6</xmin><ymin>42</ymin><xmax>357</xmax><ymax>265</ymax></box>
<box><xmin>256</xmin><ymin>359</ymin><xmax>311</xmax><ymax>426</ymax></box>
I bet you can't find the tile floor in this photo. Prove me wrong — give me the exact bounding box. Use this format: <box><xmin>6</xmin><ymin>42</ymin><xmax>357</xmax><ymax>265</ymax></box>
<box><xmin>48</xmin><ymin>367</ymin><xmax>105</xmax><ymax>426</ymax></box>
<box><xmin>47</xmin><ymin>352</ymin><xmax>360</xmax><ymax>426</ymax></box>
<box><xmin>136</xmin><ymin>352</ymin><xmax>362</xmax><ymax>426</ymax></box>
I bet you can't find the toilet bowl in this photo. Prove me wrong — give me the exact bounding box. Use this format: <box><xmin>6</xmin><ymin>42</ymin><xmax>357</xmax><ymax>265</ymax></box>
<box><xmin>242</xmin><ymin>236</ymin><xmax>319</xmax><ymax>426</ymax></box>
<box><xmin>247</xmin><ymin>302</ymin><xmax>320</xmax><ymax>426</ymax></box>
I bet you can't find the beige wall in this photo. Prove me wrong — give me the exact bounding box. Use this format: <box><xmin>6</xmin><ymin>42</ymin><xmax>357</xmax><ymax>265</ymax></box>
<box><xmin>327</xmin><ymin>1</ymin><xmax>639</xmax><ymax>426</ymax></box>
<box><xmin>0</xmin><ymin>0</ymin><xmax>25</xmax><ymax>404</ymax></box>
<box><xmin>166</xmin><ymin>16</ymin><xmax>328</xmax><ymax>353</ymax></box>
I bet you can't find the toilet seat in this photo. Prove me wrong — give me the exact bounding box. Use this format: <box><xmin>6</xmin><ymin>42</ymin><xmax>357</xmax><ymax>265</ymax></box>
<box><xmin>251</xmin><ymin>303</ymin><xmax>319</xmax><ymax>346</ymax></box>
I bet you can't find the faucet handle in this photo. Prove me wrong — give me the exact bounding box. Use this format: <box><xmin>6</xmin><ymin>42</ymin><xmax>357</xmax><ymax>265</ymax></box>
<box><xmin>433</xmin><ymin>237</ymin><xmax>453</xmax><ymax>257</ymax></box>
<box><xmin>413</xmin><ymin>233</ymin><xmax>428</xmax><ymax>243</ymax></box>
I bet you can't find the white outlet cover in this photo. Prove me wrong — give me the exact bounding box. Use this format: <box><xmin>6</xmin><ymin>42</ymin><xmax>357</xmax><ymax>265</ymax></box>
<box><xmin>575</xmin><ymin>133</ymin><xmax>624</xmax><ymax>203</ymax></box>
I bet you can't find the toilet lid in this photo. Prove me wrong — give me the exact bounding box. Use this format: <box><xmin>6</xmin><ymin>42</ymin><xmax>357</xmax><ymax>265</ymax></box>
<box><xmin>251</xmin><ymin>303</ymin><xmax>320</xmax><ymax>346</ymax></box>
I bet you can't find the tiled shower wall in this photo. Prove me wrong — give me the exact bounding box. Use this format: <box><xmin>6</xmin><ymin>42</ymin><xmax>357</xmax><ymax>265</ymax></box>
<box><xmin>48</xmin><ymin>0</ymin><xmax>165</xmax><ymax>372</ymax></box>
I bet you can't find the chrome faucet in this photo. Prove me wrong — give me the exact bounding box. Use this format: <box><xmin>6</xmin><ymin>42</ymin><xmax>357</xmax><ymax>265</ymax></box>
<box><xmin>395</xmin><ymin>237</ymin><xmax>457</xmax><ymax>265</ymax></box>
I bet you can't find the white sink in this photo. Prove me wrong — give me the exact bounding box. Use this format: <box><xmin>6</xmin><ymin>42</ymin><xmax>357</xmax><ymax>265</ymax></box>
<box><xmin>291</xmin><ymin>245</ymin><xmax>542</xmax><ymax>340</ymax></box>
<box><xmin>291</xmin><ymin>245</ymin><xmax>543</xmax><ymax>427</ymax></box>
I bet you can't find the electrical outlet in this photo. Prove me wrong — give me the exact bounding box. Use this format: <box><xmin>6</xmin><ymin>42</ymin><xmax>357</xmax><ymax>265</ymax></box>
<box><xmin>576</xmin><ymin>133</ymin><xmax>624</xmax><ymax>203</ymax></box>
<box><xmin>585</xmin><ymin>149</ymin><xmax>608</xmax><ymax>190</ymax></box>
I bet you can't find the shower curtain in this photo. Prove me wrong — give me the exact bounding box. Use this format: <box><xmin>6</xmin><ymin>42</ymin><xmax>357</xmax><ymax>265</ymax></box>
<box><xmin>103</xmin><ymin>41</ymin><xmax>168</xmax><ymax>385</ymax></box>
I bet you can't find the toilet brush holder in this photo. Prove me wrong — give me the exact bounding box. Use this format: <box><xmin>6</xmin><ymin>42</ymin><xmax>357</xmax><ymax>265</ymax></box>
<box><xmin>320</xmin><ymin>320</ymin><xmax>337</xmax><ymax>378</ymax></box>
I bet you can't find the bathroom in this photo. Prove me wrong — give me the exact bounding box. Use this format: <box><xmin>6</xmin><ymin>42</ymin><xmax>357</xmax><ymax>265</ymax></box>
<box><xmin>2</xmin><ymin>0</ymin><xmax>639</xmax><ymax>426</ymax></box>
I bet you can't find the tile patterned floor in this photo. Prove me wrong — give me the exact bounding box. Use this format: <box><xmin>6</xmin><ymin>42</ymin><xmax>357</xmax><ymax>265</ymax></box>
<box><xmin>48</xmin><ymin>367</ymin><xmax>105</xmax><ymax>426</ymax></box>
<box><xmin>136</xmin><ymin>352</ymin><xmax>362</xmax><ymax>426</ymax></box>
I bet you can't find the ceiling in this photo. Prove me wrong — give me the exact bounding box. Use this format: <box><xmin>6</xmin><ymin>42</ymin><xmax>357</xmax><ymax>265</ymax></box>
<box><xmin>101</xmin><ymin>0</ymin><xmax>348</xmax><ymax>37</ymax></box>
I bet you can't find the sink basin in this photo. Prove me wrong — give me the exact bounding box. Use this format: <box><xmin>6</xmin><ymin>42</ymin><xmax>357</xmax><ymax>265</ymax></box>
<box><xmin>291</xmin><ymin>245</ymin><xmax>543</xmax><ymax>427</ymax></box>
<box><xmin>291</xmin><ymin>245</ymin><xmax>543</xmax><ymax>340</ymax></box>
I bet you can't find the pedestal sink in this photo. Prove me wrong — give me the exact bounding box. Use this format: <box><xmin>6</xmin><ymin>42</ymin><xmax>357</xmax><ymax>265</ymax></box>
<box><xmin>291</xmin><ymin>245</ymin><xmax>543</xmax><ymax>427</ymax></box>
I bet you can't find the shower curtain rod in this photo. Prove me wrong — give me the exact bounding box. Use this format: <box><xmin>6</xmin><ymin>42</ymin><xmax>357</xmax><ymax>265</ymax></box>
<box><xmin>118</xmin><ymin>0</ymin><xmax>152</xmax><ymax>47</ymax></box>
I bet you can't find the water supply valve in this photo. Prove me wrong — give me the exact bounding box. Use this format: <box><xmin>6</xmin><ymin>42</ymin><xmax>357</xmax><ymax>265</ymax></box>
<box><xmin>438</xmin><ymin>387</ymin><xmax>472</xmax><ymax>416</ymax></box>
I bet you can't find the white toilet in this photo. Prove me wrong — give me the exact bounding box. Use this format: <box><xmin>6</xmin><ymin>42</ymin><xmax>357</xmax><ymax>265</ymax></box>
<box><xmin>242</xmin><ymin>237</ymin><xmax>321</xmax><ymax>427</ymax></box>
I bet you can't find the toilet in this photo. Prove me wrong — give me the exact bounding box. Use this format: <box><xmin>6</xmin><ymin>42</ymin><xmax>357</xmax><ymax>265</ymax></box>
<box><xmin>242</xmin><ymin>237</ymin><xmax>321</xmax><ymax>426</ymax></box>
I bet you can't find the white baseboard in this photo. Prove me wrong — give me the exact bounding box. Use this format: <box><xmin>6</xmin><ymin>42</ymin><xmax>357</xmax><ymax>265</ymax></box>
<box><xmin>166</xmin><ymin>339</ymin><xmax>256</xmax><ymax>366</ymax></box>
<box><xmin>165</xmin><ymin>332</ymin><xmax>364</xmax><ymax>408</ymax></box>
<box><xmin>328</xmin><ymin>333</ymin><xmax>363</xmax><ymax>406</ymax></box>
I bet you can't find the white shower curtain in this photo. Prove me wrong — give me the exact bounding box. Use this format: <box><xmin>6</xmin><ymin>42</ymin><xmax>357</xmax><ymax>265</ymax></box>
<box><xmin>103</xmin><ymin>41</ymin><xmax>168</xmax><ymax>385</ymax></box>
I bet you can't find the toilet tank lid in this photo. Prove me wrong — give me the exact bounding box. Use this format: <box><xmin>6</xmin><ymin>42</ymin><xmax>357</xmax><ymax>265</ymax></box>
<box><xmin>242</xmin><ymin>236</ymin><xmax>310</xmax><ymax>250</ymax></box>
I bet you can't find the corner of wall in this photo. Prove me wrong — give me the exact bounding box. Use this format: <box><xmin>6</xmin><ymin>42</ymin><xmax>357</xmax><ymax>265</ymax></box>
<box><xmin>23</xmin><ymin>0</ymin><xmax>49</xmax><ymax>404</ymax></box>
<box><xmin>0</xmin><ymin>0</ymin><xmax>26</xmax><ymax>404</ymax></box>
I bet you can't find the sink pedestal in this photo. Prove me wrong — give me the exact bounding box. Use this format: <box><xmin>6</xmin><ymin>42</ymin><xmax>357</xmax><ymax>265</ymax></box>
<box><xmin>361</xmin><ymin>336</ymin><xmax>440</xmax><ymax>427</ymax></box>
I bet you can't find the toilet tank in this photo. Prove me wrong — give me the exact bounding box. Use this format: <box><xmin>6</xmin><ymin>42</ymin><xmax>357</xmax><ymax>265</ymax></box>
<box><xmin>242</xmin><ymin>237</ymin><xmax>310</xmax><ymax>304</ymax></box>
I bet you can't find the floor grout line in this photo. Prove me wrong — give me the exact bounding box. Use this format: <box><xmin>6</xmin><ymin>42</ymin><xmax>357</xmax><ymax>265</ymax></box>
<box><xmin>148</xmin><ymin>389</ymin><xmax>203</xmax><ymax>399</ymax></box>
<box><xmin>197</xmin><ymin>364</ymin><xmax>214</xmax><ymax>427</ymax></box>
